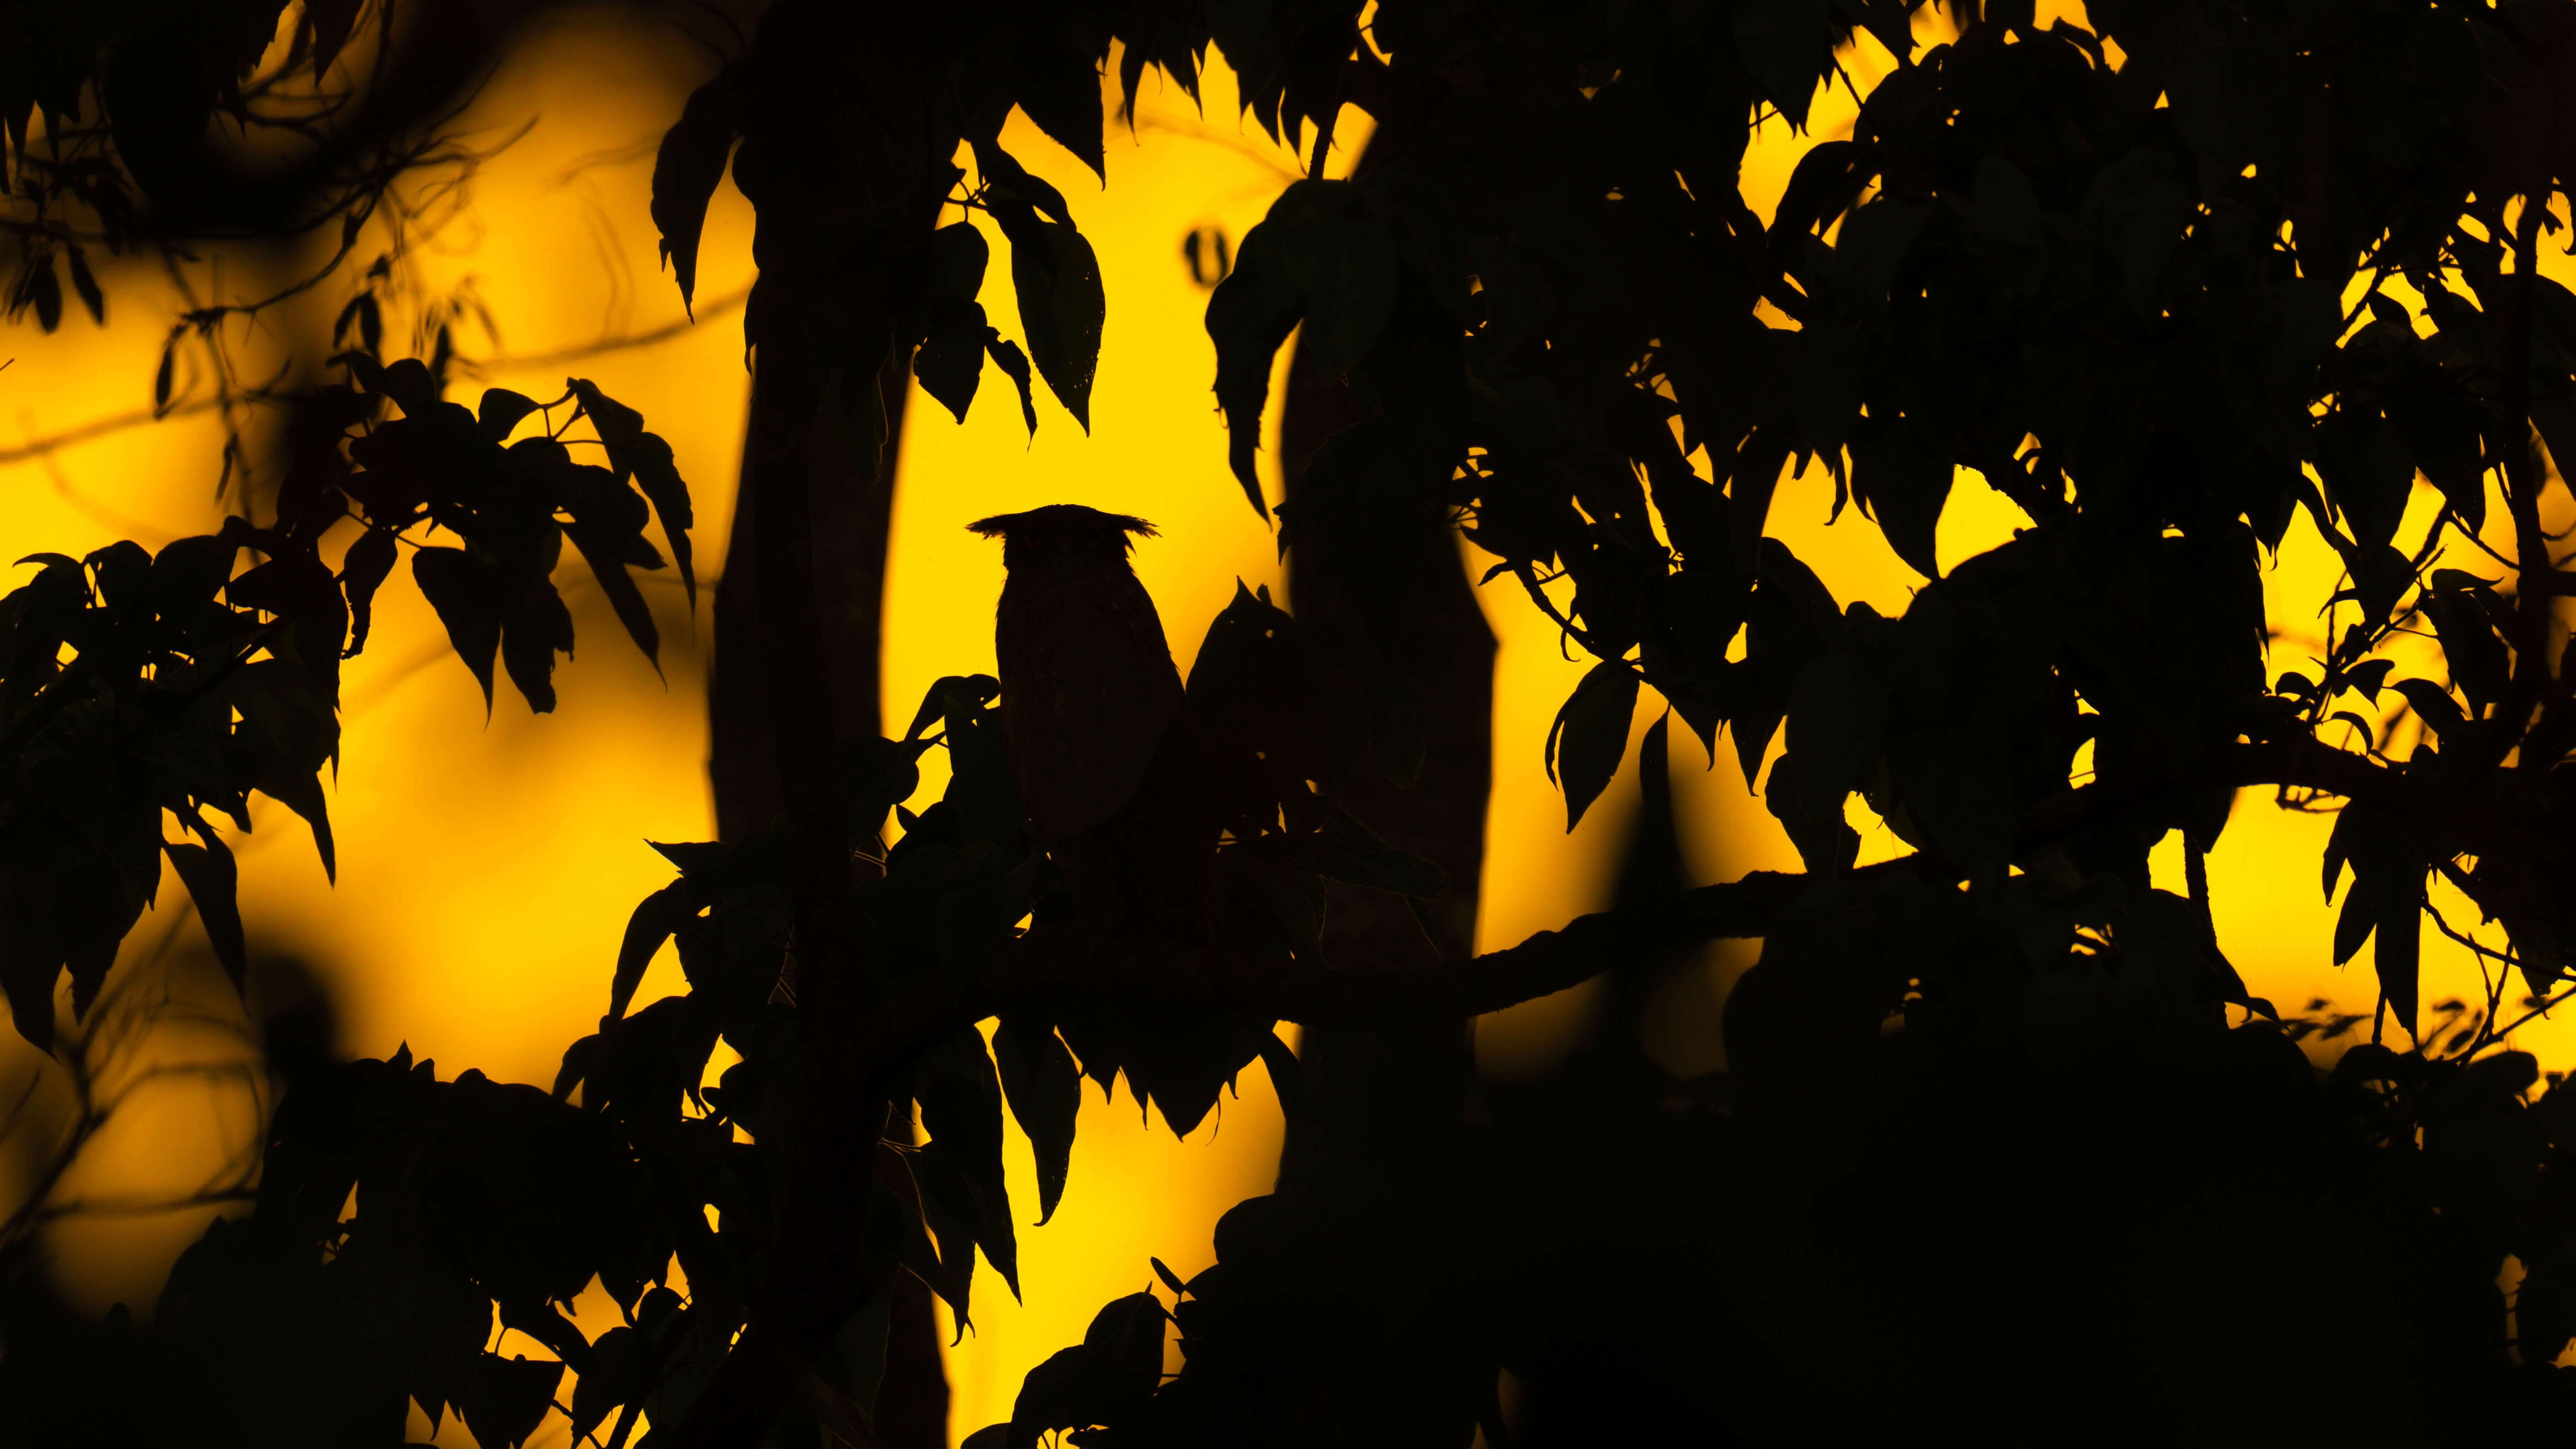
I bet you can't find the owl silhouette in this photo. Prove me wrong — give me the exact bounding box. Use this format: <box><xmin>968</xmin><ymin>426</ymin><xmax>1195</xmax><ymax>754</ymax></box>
<box><xmin>970</xmin><ymin>505</ymin><xmax>1209</xmax><ymax>939</ymax></box>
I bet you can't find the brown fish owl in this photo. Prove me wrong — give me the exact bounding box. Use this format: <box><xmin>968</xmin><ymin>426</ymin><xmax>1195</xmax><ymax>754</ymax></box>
<box><xmin>969</xmin><ymin>505</ymin><xmax>1181</xmax><ymax>835</ymax></box>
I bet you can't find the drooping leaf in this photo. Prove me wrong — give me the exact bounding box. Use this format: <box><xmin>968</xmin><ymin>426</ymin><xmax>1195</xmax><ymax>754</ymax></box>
<box><xmin>929</xmin><ymin>221</ymin><xmax>991</xmax><ymax>302</ymax></box>
<box><xmin>1764</xmin><ymin>750</ymin><xmax>1860</xmax><ymax>874</ymax></box>
<box><xmin>498</xmin><ymin>577</ymin><xmax>576</xmax><ymax>714</ymax></box>
<box><xmin>454</xmin><ymin>1353</ymin><xmax>565</xmax><ymax>1449</ymax></box>
<box><xmin>993</xmin><ymin>1015</ymin><xmax>1081</xmax><ymax>1224</ymax></box>
<box><xmin>845</xmin><ymin>735</ymin><xmax>934</xmax><ymax>846</ymax></box>
<box><xmin>1547</xmin><ymin>660</ymin><xmax>1641</xmax><ymax>831</ymax></box>
<box><xmin>476</xmin><ymin>387</ymin><xmax>541</xmax><ymax>443</ymax></box>
<box><xmin>610</xmin><ymin>880</ymin><xmax>699</xmax><ymax>1024</ymax></box>
<box><xmin>1205</xmin><ymin>214</ymin><xmax>1308</xmax><ymax>517</ymax></box>
<box><xmin>1010</xmin><ymin>38</ymin><xmax>1106</xmax><ymax>182</ymax></box>
<box><xmin>337</xmin><ymin>527</ymin><xmax>399</xmax><ymax>658</ymax></box>
<box><xmin>916</xmin><ymin>1029</ymin><xmax>1021</xmax><ymax>1297</ymax></box>
<box><xmin>563</xmin><ymin>517</ymin><xmax>661</xmax><ymax>668</ymax></box>
<box><xmin>985</xmin><ymin>334</ymin><xmax>1040</xmax><ymax>438</ymax></box>
<box><xmin>164</xmin><ymin>834</ymin><xmax>246</xmax><ymax>991</ymax></box>
<box><xmin>411</xmin><ymin>546</ymin><xmax>503</xmax><ymax>711</ymax></box>
<box><xmin>1847</xmin><ymin>411</ymin><xmax>1951</xmax><ymax>578</ymax></box>
<box><xmin>1005</xmin><ymin>217</ymin><xmax>1105</xmax><ymax>430</ymax></box>
<box><xmin>916</xmin><ymin>295</ymin><xmax>991</xmax><ymax>424</ymax></box>
<box><xmin>650</xmin><ymin>67</ymin><xmax>743</xmax><ymax>317</ymax></box>
<box><xmin>65</xmin><ymin>244</ymin><xmax>102</xmax><ymax>326</ymax></box>
<box><xmin>626</xmin><ymin>432</ymin><xmax>696</xmax><ymax>609</ymax></box>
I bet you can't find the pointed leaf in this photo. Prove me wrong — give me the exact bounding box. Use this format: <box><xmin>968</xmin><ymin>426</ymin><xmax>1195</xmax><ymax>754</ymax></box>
<box><xmin>916</xmin><ymin>296</ymin><xmax>990</xmax><ymax>424</ymax></box>
<box><xmin>993</xmin><ymin>1015</ymin><xmax>1080</xmax><ymax>1224</ymax></box>
<box><xmin>650</xmin><ymin>68</ymin><xmax>743</xmax><ymax>317</ymax></box>
<box><xmin>165</xmin><ymin>835</ymin><xmax>246</xmax><ymax>992</ymax></box>
<box><xmin>985</xmin><ymin>334</ymin><xmax>1039</xmax><ymax>437</ymax></box>
<box><xmin>1547</xmin><ymin>661</ymin><xmax>1641</xmax><ymax>831</ymax></box>
<box><xmin>411</xmin><ymin>546</ymin><xmax>502</xmax><ymax>711</ymax></box>
<box><xmin>476</xmin><ymin>387</ymin><xmax>541</xmax><ymax>443</ymax></box>
<box><xmin>611</xmin><ymin>881</ymin><xmax>697</xmax><ymax>1023</ymax></box>
<box><xmin>338</xmin><ymin>526</ymin><xmax>399</xmax><ymax>658</ymax></box>
<box><xmin>627</xmin><ymin>432</ymin><xmax>695</xmax><ymax>609</ymax></box>
<box><xmin>1004</xmin><ymin>218</ymin><xmax>1104</xmax><ymax>430</ymax></box>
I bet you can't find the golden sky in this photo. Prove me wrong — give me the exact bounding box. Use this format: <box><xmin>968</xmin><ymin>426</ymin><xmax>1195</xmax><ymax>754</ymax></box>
<box><xmin>1</xmin><ymin>2</ymin><xmax>2572</xmax><ymax>1442</ymax></box>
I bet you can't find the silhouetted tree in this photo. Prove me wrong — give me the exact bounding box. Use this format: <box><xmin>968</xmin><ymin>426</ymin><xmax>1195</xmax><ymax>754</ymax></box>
<box><xmin>11</xmin><ymin>1</ymin><xmax>2576</xmax><ymax>1446</ymax></box>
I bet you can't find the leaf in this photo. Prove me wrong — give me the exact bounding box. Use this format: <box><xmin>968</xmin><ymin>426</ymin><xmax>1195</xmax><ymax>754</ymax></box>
<box><xmin>844</xmin><ymin>735</ymin><xmax>933</xmax><ymax>846</ymax></box>
<box><xmin>985</xmin><ymin>334</ymin><xmax>1040</xmax><ymax>438</ymax></box>
<box><xmin>650</xmin><ymin>67</ymin><xmax>743</xmax><ymax>317</ymax></box>
<box><xmin>2518</xmin><ymin>1235</ymin><xmax>2576</xmax><ymax>1367</ymax></box>
<box><xmin>1205</xmin><ymin>213</ymin><xmax>1308</xmax><ymax>517</ymax></box>
<box><xmin>455</xmin><ymin>1353</ymin><xmax>565</xmax><ymax>1449</ymax></box>
<box><xmin>12</xmin><ymin>248</ymin><xmax>60</xmax><ymax>332</ymax></box>
<box><xmin>499</xmin><ymin>577</ymin><xmax>576</xmax><ymax>714</ymax></box>
<box><xmin>2418</xmin><ymin>586</ymin><xmax>2511</xmax><ymax>719</ymax></box>
<box><xmin>1547</xmin><ymin>660</ymin><xmax>1640</xmax><ymax>831</ymax></box>
<box><xmin>164</xmin><ymin>835</ymin><xmax>246</xmax><ymax>992</ymax></box>
<box><xmin>1764</xmin><ymin>750</ymin><xmax>1859</xmax><ymax>874</ymax></box>
<box><xmin>626</xmin><ymin>432</ymin><xmax>696</xmax><ymax>609</ymax></box>
<box><xmin>610</xmin><ymin>881</ymin><xmax>698</xmax><ymax>1024</ymax></box>
<box><xmin>992</xmin><ymin>1015</ymin><xmax>1080</xmax><ymax>1225</ymax></box>
<box><xmin>338</xmin><ymin>527</ymin><xmax>399</xmax><ymax>658</ymax></box>
<box><xmin>65</xmin><ymin>245</ymin><xmax>102</xmax><ymax>326</ymax></box>
<box><xmin>1011</xmin><ymin>38</ymin><xmax>1106</xmax><ymax>182</ymax></box>
<box><xmin>150</xmin><ymin>527</ymin><xmax>241</xmax><ymax>609</ymax></box>
<box><xmin>363</xmin><ymin>356</ymin><xmax>441</xmax><ymax>417</ymax></box>
<box><xmin>916</xmin><ymin>1029</ymin><xmax>1021</xmax><ymax>1297</ymax></box>
<box><xmin>154</xmin><ymin>327</ymin><xmax>180</xmax><ymax>411</ymax></box>
<box><xmin>411</xmin><ymin>547</ymin><xmax>503</xmax><ymax>712</ymax></box>
<box><xmin>563</xmin><ymin>519</ymin><xmax>661</xmax><ymax>668</ymax></box>
<box><xmin>567</xmin><ymin>1325</ymin><xmax>647</xmax><ymax>1444</ymax></box>
<box><xmin>916</xmin><ymin>296</ymin><xmax>990</xmax><ymax>424</ymax></box>
<box><xmin>2327</xmin><ymin>801</ymin><xmax>2425</xmax><ymax>1035</ymax></box>
<box><xmin>1004</xmin><ymin>1293</ymin><xmax>1167</xmax><ymax>1444</ymax></box>
<box><xmin>476</xmin><ymin>387</ymin><xmax>541</xmax><ymax>443</ymax></box>
<box><xmin>568</xmin><ymin>378</ymin><xmax>646</xmax><ymax>461</ymax></box>
<box><xmin>2376</xmin><ymin>889</ymin><xmax>2422</xmax><ymax>1043</ymax></box>
<box><xmin>2393</xmin><ymin>678</ymin><xmax>2464</xmax><ymax>743</ymax></box>
<box><xmin>1734</xmin><ymin>0</ymin><xmax>1827</xmax><ymax>129</ymax></box>
<box><xmin>1150</xmin><ymin>1257</ymin><xmax>1187</xmax><ymax>1297</ymax></box>
<box><xmin>1847</xmin><ymin>412</ymin><xmax>1951</xmax><ymax>578</ymax></box>
<box><xmin>1004</xmin><ymin>217</ymin><xmax>1105</xmax><ymax>430</ymax></box>
<box><xmin>929</xmin><ymin>221</ymin><xmax>991</xmax><ymax>302</ymax></box>
<box><xmin>229</xmin><ymin>659</ymin><xmax>341</xmax><ymax>881</ymax></box>
<box><xmin>2313</xmin><ymin>410</ymin><xmax>2414</xmax><ymax>553</ymax></box>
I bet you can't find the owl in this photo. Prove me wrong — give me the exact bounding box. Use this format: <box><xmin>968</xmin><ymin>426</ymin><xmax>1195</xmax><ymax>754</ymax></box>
<box><xmin>970</xmin><ymin>505</ymin><xmax>1208</xmax><ymax>939</ymax></box>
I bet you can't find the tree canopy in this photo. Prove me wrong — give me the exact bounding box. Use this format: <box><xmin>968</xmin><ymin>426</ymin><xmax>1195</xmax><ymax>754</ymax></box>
<box><xmin>6</xmin><ymin>0</ymin><xmax>2576</xmax><ymax>1445</ymax></box>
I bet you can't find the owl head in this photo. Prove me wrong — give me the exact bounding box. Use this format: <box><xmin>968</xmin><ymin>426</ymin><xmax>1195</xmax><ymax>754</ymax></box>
<box><xmin>968</xmin><ymin>504</ymin><xmax>1159</xmax><ymax>576</ymax></box>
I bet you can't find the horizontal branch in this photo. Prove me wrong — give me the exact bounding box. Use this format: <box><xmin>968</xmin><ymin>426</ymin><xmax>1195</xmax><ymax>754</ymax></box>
<box><xmin>985</xmin><ymin>866</ymin><xmax>1828</xmax><ymax>1027</ymax></box>
<box><xmin>822</xmin><ymin>731</ymin><xmax>2424</xmax><ymax>1099</ymax></box>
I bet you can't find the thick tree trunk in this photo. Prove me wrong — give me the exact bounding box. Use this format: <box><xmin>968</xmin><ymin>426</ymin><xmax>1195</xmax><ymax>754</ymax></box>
<box><xmin>1272</xmin><ymin>341</ymin><xmax>1492</xmax><ymax>1206</ymax></box>
<box><xmin>710</xmin><ymin>356</ymin><xmax>908</xmax><ymax>842</ymax></box>
<box><xmin>707</xmin><ymin>351</ymin><xmax>948</xmax><ymax>1448</ymax></box>
<box><xmin>1266</xmin><ymin>153</ymin><xmax>1498</xmax><ymax>1439</ymax></box>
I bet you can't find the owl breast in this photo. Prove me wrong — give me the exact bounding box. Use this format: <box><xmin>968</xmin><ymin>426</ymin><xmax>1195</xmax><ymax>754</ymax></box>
<box><xmin>995</xmin><ymin>560</ymin><xmax>1185</xmax><ymax>840</ymax></box>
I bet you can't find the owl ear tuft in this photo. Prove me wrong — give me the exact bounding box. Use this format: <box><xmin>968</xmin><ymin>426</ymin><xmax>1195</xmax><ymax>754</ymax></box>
<box><xmin>967</xmin><ymin>505</ymin><xmax>1160</xmax><ymax>542</ymax></box>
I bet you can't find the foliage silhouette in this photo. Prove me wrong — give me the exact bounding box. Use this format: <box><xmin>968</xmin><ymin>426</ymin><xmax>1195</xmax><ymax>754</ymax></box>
<box><xmin>8</xmin><ymin>0</ymin><xmax>2576</xmax><ymax>1446</ymax></box>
